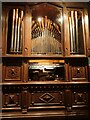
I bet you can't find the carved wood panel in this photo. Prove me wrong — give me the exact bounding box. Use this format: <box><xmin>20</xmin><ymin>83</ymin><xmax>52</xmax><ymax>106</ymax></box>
<box><xmin>6</xmin><ymin>66</ymin><xmax>21</xmax><ymax>80</ymax></box>
<box><xmin>3</xmin><ymin>93</ymin><xmax>21</xmax><ymax>108</ymax></box>
<box><xmin>69</xmin><ymin>65</ymin><xmax>88</xmax><ymax>81</ymax></box>
<box><xmin>69</xmin><ymin>59</ymin><xmax>88</xmax><ymax>81</ymax></box>
<box><xmin>71</xmin><ymin>66</ymin><xmax>87</xmax><ymax>80</ymax></box>
<box><xmin>2</xmin><ymin>83</ymin><xmax>89</xmax><ymax>114</ymax></box>
<box><xmin>72</xmin><ymin>92</ymin><xmax>88</xmax><ymax>105</ymax></box>
<box><xmin>28</xmin><ymin>92</ymin><xmax>64</xmax><ymax>108</ymax></box>
<box><xmin>4</xmin><ymin>66</ymin><xmax>21</xmax><ymax>81</ymax></box>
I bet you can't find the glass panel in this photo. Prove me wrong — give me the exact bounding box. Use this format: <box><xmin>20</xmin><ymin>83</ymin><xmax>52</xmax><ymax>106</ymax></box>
<box><xmin>7</xmin><ymin>8</ymin><xmax>24</xmax><ymax>54</ymax></box>
<box><xmin>31</xmin><ymin>3</ymin><xmax>62</xmax><ymax>55</ymax></box>
<box><xmin>68</xmin><ymin>9</ymin><xmax>84</xmax><ymax>54</ymax></box>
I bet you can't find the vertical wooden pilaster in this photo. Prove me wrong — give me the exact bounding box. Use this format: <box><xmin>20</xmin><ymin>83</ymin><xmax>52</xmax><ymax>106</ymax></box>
<box><xmin>2</xmin><ymin>5</ymin><xmax>7</xmax><ymax>56</ymax></box>
<box><xmin>88</xmin><ymin>57</ymin><xmax>90</xmax><ymax>82</ymax></box>
<box><xmin>65</xmin><ymin>60</ymin><xmax>69</xmax><ymax>81</ymax></box>
<box><xmin>23</xmin><ymin>60</ymin><xmax>28</xmax><ymax>82</ymax></box>
<box><xmin>65</xmin><ymin>89</ymin><xmax>72</xmax><ymax>111</ymax></box>
<box><xmin>21</xmin><ymin>87</ymin><xmax>28</xmax><ymax>113</ymax></box>
<box><xmin>84</xmin><ymin>8</ymin><xmax>90</xmax><ymax>56</ymax></box>
<box><xmin>86</xmin><ymin>3</ymin><xmax>90</xmax><ymax>56</ymax></box>
<box><xmin>24</xmin><ymin>6</ymin><xmax>32</xmax><ymax>56</ymax></box>
<box><xmin>63</xmin><ymin>7</ymin><xmax>70</xmax><ymax>57</ymax></box>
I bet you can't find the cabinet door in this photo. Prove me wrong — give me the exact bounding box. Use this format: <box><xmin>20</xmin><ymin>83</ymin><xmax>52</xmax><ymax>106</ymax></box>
<box><xmin>2</xmin><ymin>5</ymin><xmax>24</xmax><ymax>56</ymax></box>
<box><xmin>67</xmin><ymin>8</ymin><xmax>87</xmax><ymax>56</ymax></box>
<box><xmin>30</xmin><ymin>3</ymin><xmax>63</xmax><ymax>56</ymax></box>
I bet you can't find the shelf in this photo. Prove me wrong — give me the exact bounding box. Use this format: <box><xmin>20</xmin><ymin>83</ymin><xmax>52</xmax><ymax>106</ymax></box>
<box><xmin>1</xmin><ymin>81</ymin><xmax>90</xmax><ymax>86</ymax></box>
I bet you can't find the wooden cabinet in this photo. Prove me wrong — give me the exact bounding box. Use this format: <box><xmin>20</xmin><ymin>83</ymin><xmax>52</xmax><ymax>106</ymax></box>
<box><xmin>1</xmin><ymin>2</ymin><xmax>90</xmax><ymax>120</ymax></box>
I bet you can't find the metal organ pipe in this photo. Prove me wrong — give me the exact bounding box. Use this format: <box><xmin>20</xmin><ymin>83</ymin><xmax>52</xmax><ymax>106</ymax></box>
<box><xmin>10</xmin><ymin>9</ymin><xmax>23</xmax><ymax>53</ymax></box>
<box><xmin>10</xmin><ymin>9</ymin><xmax>15</xmax><ymax>52</ymax></box>
<box><xmin>31</xmin><ymin>16</ymin><xmax>62</xmax><ymax>54</ymax></box>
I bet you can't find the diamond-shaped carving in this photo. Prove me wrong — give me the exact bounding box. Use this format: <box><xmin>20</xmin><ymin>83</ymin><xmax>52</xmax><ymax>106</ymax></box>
<box><xmin>39</xmin><ymin>93</ymin><xmax>55</xmax><ymax>103</ymax></box>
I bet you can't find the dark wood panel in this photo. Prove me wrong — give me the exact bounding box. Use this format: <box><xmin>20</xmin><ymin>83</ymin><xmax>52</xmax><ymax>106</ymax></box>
<box><xmin>71</xmin><ymin>66</ymin><xmax>87</xmax><ymax>80</ymax></box>
<box><xmin>72</xmin><ymin>92</ymin><xmax>88</xmax><ymax>105</ymax></box>
<box><xmin>69</xmin><ymin>59</ymin><xmax>88</xmax><ymax>82</ymax></box>
<box><xmin>2</xmin><ymin>58</ymin><xmax>23</xmax><ymax>82</ymax></box>
<box><xmin>28</xmin><ymin>92</ymin><xmax>64</xmax><ymax>107</ymax></box>
<box><xmin>2</xmin><ymin>93</ymin><xmax>21</xmax><ymax>109</ymax></box>
<box><xmin>24</xmin><ymin>6</ymin><xmax>31</xmax><ymax>56</ymax></box>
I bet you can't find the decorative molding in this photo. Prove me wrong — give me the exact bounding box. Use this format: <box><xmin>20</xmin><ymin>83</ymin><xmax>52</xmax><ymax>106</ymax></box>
<box><xmin>39</xmin><ymin>93</ymin><xmax>55</xmax><ymax>103</ymax></box>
